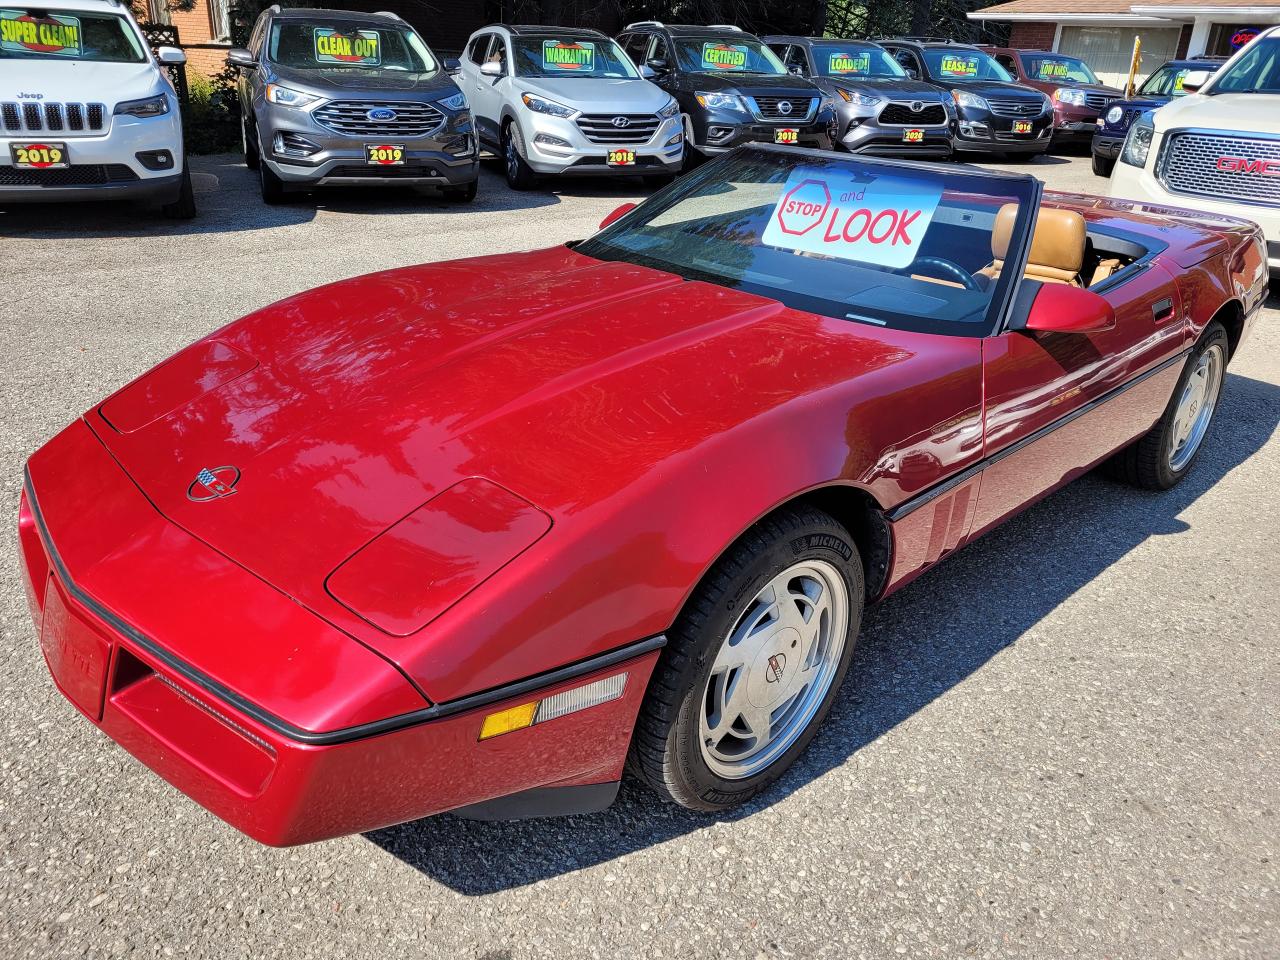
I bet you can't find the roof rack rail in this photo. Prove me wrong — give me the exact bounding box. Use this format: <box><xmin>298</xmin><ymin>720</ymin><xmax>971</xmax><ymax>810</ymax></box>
<box><xmin>625</xmin><ymin>21</ymin><xmax>664</xmax><ymax>29</ymax></box>
<box><xmin>373</xmin><ymin>10</ymin><xmax>404</xmax><ymax>20</ymax></box>
<box><xmin>707</xmin><ymin>24</ymin><xmax>743</xmax><ymax>31</ymax></box>
<box><xmin>892</xmin><ymin>35</ymin><xmax>956</xmax><ymax>43</ymax></box>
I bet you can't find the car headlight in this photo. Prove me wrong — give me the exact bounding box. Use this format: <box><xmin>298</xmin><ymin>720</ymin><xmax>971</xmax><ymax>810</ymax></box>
<box><xmin>819</xmin><ymin>94</ymin><xmax>836</xmax><ymax>113</ymax></box>
<box><xmin>695</xmin><ymin>91</ymin><xmax>744</xmax><ymax>112</ymax></box>
<box><xmin>1105</xmin><ymin>105</ymin><xmax>1124</xmax><ymax>124</ymax></box>
<box><xmin>836</xmin><ymin>88</ymin><xmax>880</xmax><ymax>109</ymax></box>
<box><xmin>113</xmin><ymin>94</ymin><xmax>169</xmax><ymax>118</ymax></box>
<box><xmin>265</xmin><ymin>84</ymin><xmax>319</xmax><ymax>108</ymax></box>
<box><xmin>1054</xmin><ymin>87</ymin><xmax>1087</xmax><ymax>106</ymax></box>
<box><xmin>1120</xmin><ymin>112</ymin><xmax>1155</xmax><ymax>168</ymax></box>
<box><xmin>952</xmin><ymin>90</ymin><xmax>989</xmax><ymax>112</ymax></box>
<box><xmin>521</xmin><ymin>93</ymin><xmax>577</xmax><ymax>118</ymax></box>
<box><xmin>658</xmin><ymin>97</ymin><xmax>679</xmax><ymax>119</ymax></box>
<box><xmin>439</xmin><ymin>91</ymin><xmax>467</xmax><ymax>112</ymax></box>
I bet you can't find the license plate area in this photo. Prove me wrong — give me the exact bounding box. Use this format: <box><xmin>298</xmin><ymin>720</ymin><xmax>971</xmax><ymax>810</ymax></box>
<box><xmin>607</xmin><ymin>148</ymin><xmax>635</xmax><ymax>166</ymax></box>
<box><xmin>364</xmin><ymin>143</ymin><xmax>405</xmax><ymax>165</ymax></box>
<box><xmin>10</xmin><ymin>141</ymin><xmax>69</xmax><ymax>169</ymax></box>
<box><xmin>774</xmin><ymin>128</ymin><xmax>799</xmax><ymax>145</ymax></box>
<box><xmin>902</xmin><ymin>128</ymin><xmax>925</xmax><ymax>143</ymax></box>
<box><xmin>40</xmin><ymin>578</ymin><xmax>111</xmax><ymax>721</ymax></box>
<box><xmin>1012</xmin><ymin>121</ymin><xmax>1033</xmax><ymax>134</ymax></box>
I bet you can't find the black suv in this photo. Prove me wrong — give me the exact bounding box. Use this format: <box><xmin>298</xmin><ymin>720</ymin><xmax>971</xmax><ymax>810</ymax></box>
<box><xmin>616</xmin><ymin>22</ymin><xmax>834</xmax><ymax>163</ymax></box>
<box><xmin>878</xmin><ymin>38</ymin><xmax>1052</xmax><ymax>158</ymax></box>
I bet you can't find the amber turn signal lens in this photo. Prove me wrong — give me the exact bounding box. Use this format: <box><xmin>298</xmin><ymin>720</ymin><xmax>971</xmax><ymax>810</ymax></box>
<box><xmin>478</xmin><ymin>701</ymin><xmax>538</xmax><ymax>740</ymax></box>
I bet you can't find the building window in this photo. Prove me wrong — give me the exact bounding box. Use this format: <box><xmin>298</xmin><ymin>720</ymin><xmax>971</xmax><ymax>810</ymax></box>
<box><xmin>210</xmin><ymin>0</ymin><xmax>231</xmax><ymax>42</ymax></box>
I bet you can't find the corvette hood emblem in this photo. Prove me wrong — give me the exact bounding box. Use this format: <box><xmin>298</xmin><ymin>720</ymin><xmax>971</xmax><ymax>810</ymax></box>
<box><xmin>188</xmin><ymin>466</ymin><xmax>240</xmax><ymax>501</ymax></box>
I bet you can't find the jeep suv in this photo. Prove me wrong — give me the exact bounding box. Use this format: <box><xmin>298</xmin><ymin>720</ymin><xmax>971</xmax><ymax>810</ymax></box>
<box><xmin>458</xmin><ymin>24</ymin><xmax>682</xmax><ymax>189</ymax></box>
<box><xmin>229</xmin><ymin>6</ymin><xmax>478</xmax><ymax>204</ymax></box>
<box><xmin>763</xmin><ymin>35</ymin><xmax>952</xmax><ymax>158</ymax></box>
<box><xmin>616</xmin><ymin>22</ymin><xmax>834</xmax><ymax>163</ymax></box>
<box><xmin>0</xmin><ymin>0</ymin><xmax>194</xmax><ymax>217</ymax></box>
<box><xmin>879</xmin><ymin>38</ymin><xmax>1052</xmax><ymax>158</ymax></box>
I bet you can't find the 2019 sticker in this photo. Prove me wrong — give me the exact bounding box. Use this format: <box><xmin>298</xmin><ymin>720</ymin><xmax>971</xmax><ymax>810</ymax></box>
<box><xmin>543</xmin><ymin>39</ymin><xmax>594</xmax><ymax>71</ymax></box>
<box><xmin>702</xmin><ymin>42</ymin><xmax>748</xmax><ymax>71</ymax></box>
<box><xmin>829</xmin><ymin>51</ymin><xmax>870</xmax><ymax>75</ymax></box>
<box><xmin>0</xmin><ymin>10</ymin><xmax>81</xmax><ymax>57</ymax></box>
<box><xmin>761</xmin><ymin>167</ymin><xmax>943</xmax><ymax>270</ymax></box>
<box><xmin>314</xmin><ymin>27</ymin><xmax>380</xmax><ymax>65</ymax></box>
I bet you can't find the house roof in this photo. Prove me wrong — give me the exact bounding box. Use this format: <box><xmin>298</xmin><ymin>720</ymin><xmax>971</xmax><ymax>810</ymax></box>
<box><xmin>971</xmin><ymin>0</ymin><xmax>1280</xmax><ymax>17</ymax></box>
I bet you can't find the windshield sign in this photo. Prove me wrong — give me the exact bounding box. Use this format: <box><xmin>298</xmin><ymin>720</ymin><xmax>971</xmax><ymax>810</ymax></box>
<box><xmin>0</xmin><ymin>8</ymin><xmax>142</xmax><ymax>61</ymax></box>
<box><xmin>313</xmin><ymin>27</ymin><xmax>380</xmax><ymax>65</ymax></box>
<box><xmin>1</xmin><ymin>9</ymin><xmax>81</xmax><ymax>56</ymax></box>
<box><xmin>1025</xmin><ymin>54</ymin><xmax>1097</xmax><ymax>83</ymax></box>
<box><xmin>829</xmin><ymin>50</ymin><xmax>870</xmax><ymax>74</ymax></box>
<box><xmin>938</xmin><ymin>54</ymin><xmax>979</xmax><ymax>78</ymax></box>
<box><xmin>703</xmin><ymin>41</ymin><xmax>748</xmax><ymax>70</ymax></box>
<box><xmin>542</xmin><ymin>38</ymin><xmax>594</xmax><ymax>71</ymax></box>
<box><xmin>815</xmin><ymin>44</ymin><xmax>905</xmax><ymax>78</ymax></box>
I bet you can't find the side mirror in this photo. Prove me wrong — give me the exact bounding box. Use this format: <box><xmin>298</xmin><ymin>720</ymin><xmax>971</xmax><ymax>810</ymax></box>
<box><xmin>156</xmin><ymin>45</ymin><xmax>186</xmax><ymax>66</ymax></box>
<box><xmin>599</xmin><ymin>202</ymin><xmax>637</xmax><ymax>231</ymax></box>
<box><xmin>443</xmin><ymin>57</ymin><xmax>461</xmax><ymax>75</ymax></box>
<box><xmin>480</xmin><ymin>60</ymin><xmax>503</xmax><ymax>77</ymax></box>
<box><xmin>226</xmin><ymin>48</ymin><xmax>255</xmax><ymax>69</ymax></box>
<box><xmin>646</xmin><ymin>58</ymin><xmax>668</xmax><ymax>73</ymax></box>
<box><xmin>1180</xmin><ymin>69</ymin><xmax>1210</xmax><ymax>92</ymax></box>
<box><xmin>788</xmin><ymin>65</ymin><xmax>805</xmax><ymax>76</ymax></box>
<box><xmin>640</xmin><ymin>64</ymin><xmax>655</xmax><ymax>79</ymax></box>
<box><xmin>1023</xmin><ymin>282</ymin><xmax>1116</xmax><ymax>335</ymax></box>
<box><xmin>906</xmin><ymin>68</ymin><xmax>919</xmax><ymax>80</ymax></box>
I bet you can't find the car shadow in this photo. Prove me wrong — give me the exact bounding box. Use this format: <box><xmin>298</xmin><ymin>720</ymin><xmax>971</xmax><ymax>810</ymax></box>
<box><xmin>366</xmin><ymin>362</ymin><xmax>1280</xmax><ymax>896</ymax></box>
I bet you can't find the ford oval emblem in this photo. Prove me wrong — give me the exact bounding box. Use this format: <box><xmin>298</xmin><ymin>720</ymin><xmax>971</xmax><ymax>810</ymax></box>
<box><xmin>367</xmin><ymin>108</ymin><xmax>397</xmax><ymax>122</ymax></box>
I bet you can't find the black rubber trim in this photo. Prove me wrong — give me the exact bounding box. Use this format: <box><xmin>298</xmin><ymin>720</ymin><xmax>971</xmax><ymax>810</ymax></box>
<box><xmin>22</xmin><ymin>468</ymin><xmax>665</xmax><ymax>746</ymax></box>
<box><xmin>885</xmin><ymin>347</ymin><xmax>1192</xmax><ymax>522</ymax></box>
<box><xmin>449</xmin><ymin>780</ymin><xmax>621</xmax><ymax>821</ymax></box>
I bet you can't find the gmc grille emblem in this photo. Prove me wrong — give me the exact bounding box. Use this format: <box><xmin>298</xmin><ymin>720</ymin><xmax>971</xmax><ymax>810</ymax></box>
<box><xmin>1216</xmin><ymin>156</ymin><xmax>1280</xmax><ymax>176</ymax></box>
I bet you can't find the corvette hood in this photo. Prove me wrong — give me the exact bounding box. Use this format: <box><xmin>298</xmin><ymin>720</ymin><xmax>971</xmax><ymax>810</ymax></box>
<box><xmin>86</xmin><ymin>247</ymin><xmax>914</xmax><ymax>649</ymax></box>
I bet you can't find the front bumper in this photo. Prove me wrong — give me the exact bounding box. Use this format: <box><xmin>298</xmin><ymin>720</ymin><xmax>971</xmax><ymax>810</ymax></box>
<box><xmin>1051</xmin><ymin>105</ymin><xmax>1103</xmax><ymax>142</ymax></box>
<box><xmin>21</xmin><ymin>420</ymin><xmax>659</xmax><ymax>845</ymax></box>
<box><xmin>1093</xmin><ymin>134</ymin><xmax>1124</xmax><ymax>159</ymax></box>
<box><xmin>516</xmin><ymin>111</ymin><xmax>684</xmax><ymax>176</ymax></box>
<box><xmin>838</xmin><ymin>118</ymin><xmax>952</xmax><ymax>158</ymax></box>
<box><xmin>688</xmin><ymin>106</ymin><xmax>833</xmax><ymax>155</ymax></box>
<box><xmin>952</xmin><ymin>113</ymin><xmax>1052</xmax><ymax>153</ymax></box>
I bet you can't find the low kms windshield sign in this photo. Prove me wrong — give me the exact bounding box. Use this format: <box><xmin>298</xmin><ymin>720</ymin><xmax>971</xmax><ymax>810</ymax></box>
<box><xmin>703</xmin><ymin>42</ymin><xmax>748</xmax><ymax>70</ymax></box>
<box><xmin>543</xmin><ymin>39</ymin><xmax>595</xmax><ymax>70</ymax></box>
<box><xmin>762</xmin><ymin>167</ymin><xmax>943</xmax><ymax>270</ymax></box>
<box><xmin>314</xmin><ymin>27</ymin><xmax>380</xmax><ymax>65</ymax></box>
<box><xmin>0</xmin><ymin>10</ymin><xmax>81</xmax><ymax>56</ymax></box>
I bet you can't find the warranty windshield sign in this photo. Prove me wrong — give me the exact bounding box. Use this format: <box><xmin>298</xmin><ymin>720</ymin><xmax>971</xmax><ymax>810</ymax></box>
<box><xmin>762</xmin><ymin>167</ymin><xmax>943</xmax><ymax>270</ymax></box>
<box><xmin>0</xmin><ymin>10</ymin><xmax>81</xmax><ymax>56</ymax></box>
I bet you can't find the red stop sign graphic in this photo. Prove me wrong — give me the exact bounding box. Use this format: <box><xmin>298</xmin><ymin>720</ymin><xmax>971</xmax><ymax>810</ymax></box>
<box><xmin>775</xmin><ymin>178</ymin><xmax>831</xmax><ymax>236</ymax></box>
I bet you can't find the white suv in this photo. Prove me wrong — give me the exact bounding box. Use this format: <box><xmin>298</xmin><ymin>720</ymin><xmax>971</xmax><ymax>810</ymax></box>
<box><xmin>1109</xmin><ymin>25</ymin><xmax>1280</xmax><ymax>275</ymax></box>
<box><xmin>0</xmin><ymin>0</ymin><xmax>194</xmax><ymax>217</ymax></box>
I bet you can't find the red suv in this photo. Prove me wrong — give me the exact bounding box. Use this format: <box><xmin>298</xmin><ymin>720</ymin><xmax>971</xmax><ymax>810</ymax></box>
<box><xmin>981</xmin><ymin>47</ymin><xmax>1122</xmax><ymax>146</ymax></box>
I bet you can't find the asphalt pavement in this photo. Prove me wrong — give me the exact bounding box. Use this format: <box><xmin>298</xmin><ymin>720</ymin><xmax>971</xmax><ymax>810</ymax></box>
<box><xmin>0</xmin><ymin>151</ymin><xmax>1276</xmax><ymax>960</ymax></box>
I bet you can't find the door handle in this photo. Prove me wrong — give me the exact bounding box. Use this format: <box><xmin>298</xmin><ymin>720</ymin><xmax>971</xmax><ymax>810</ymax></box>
<box><xmin>1151</xmin><ymin>297</ymin><xmax>1175</xmax><ymax>323</ymax></box>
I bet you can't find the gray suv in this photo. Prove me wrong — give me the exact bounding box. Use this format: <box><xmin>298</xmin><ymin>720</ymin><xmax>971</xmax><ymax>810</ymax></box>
<box><xmin>228</xmin><ymin>6</ymin><xmax>478</xmax><ymax>203</ymax></box>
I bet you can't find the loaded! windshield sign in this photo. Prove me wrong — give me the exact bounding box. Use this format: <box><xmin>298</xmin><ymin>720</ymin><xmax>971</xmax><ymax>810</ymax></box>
<box><xmin>702</xmin><ymin>42</ymin><xmax>748</xmax><ymax>70</ymax></box>
<box><xmin>0</xmin><ymin>10</ymin><xmax>81</xmax><ymax>56</ymax></box>
<box><xmin>762</xmin><ymin>167</ymin><xmax>943</xmax><ymax>270</ymax></box>
<box><xmin>313</xmin><ymin>27</ymin><xmax>380</xmax><ymax>65</ymax></box>
<box><xmin>543</xmin><ymin>39</ymin><xmax>595</xmax><ymax>70</ymax></box>
<box><xmin>829</xmin><ymin>51</ymin><xmax>870</xmax><ymax>74</ymax></box>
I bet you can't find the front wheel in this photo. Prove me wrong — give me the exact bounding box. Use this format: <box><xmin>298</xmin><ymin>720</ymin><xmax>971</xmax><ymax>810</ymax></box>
<box><xmin>630</xmin><ymin>506</ymin><xmax>863</xmax><ymax>811</ymax></box>
<box><xmin>242</xmin><ymin>114</ymin><xmax>260</xmax><ymax>171</ymax></box>
<box><xmin>442</xmin><ymin>179</ymin><xmax>478</xmax><ymax>203</ymax></box>
<box><xmin>161</xmin><ymin>163</ymin><xmax>196</xmax><ymax>219</ymax></box>
<box><xmin>1091</xmin><ymin>153</ymin><xmax>1115</xmax><ymax>178</ymax></box>
<box><xmin>259</xmin><ymin>159</ymin><xmax>287</xmax><ymax>205</ymax></box>
<box><xmin>503</xmin><ymin>123</ymin><xmax>537</xmax><ymax>190</ymax></box>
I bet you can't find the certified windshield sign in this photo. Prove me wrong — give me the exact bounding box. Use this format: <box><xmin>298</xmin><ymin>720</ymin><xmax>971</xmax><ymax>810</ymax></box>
<box><xmin>0</xmin><ymin>10</ymin><xmax>81</xmax><ymax>56</ymax></box>
<box><xmin>314</xmin><ymin>27</ymin><xmax>380</xmax><ymax>65</ymax></box>
<box><xmin>829</xmin><ymin>51</ymin><xmax>870</xmax><ymax>74</ymax></box>
<box><xmin>938</xmin><ymin>54</ymin><xmax>979</xmax><ymax>78</ymax></box>
<box><xmin>762</xmin><ymin>167</ymin><xmax>943</xmax><ymax>270</ymax></box>
<box><xmin>702</xmin><ymin>42</ymin><xmax>748</xmax><ymax>70</ymax></box>
<box><xmin>543</xmin><ymin>39</ymin><xmax>595</xmax><ymax>70</ymax></box>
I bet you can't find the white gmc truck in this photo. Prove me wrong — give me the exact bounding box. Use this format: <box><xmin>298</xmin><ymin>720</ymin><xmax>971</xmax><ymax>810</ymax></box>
<box><xmin>1110</xmin><ymin>24</ymin><xmax>1280</xmax><ymax>276</ymax></box>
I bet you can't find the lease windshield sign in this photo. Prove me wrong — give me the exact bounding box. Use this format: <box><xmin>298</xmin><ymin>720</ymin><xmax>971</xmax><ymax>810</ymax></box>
<box><xmin>762</xmin><ymin>167</ymin><xmax>943</xmax><ymax>270</ymax></box>
<box><xmin>829</xmin><ymin>51</ymin><xmax>870</xmax><ymax>74</ymax></box>
<box><xmin>703</xmin><ymin>42</ymin><xmax>748</xmax><ymax>70</ymax></box>
<box><xmin>543</xmin><ymin>39</ymin><xmax>595</xmax><ymax>70</ymax></box>
<box><xmin>938</xmin><ymin>54</ymin><xmax>979</xmax><ymax>78</ymax></box>
<box><xmin>0</xmin><ymin>10</ymin><xmax>81</xmax><ymax>56</ymax></box>
<box><xmin>314</xmin><ymin>27</ymin><xmax>380</xmax><ymax>65</ymax></box>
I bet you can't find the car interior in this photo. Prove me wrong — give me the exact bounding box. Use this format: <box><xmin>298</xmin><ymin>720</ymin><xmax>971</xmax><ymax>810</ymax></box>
<box><xmin>974</xmin><ymin>204</ymin><xmax>1139</xmax><ymax>289</ymax></box>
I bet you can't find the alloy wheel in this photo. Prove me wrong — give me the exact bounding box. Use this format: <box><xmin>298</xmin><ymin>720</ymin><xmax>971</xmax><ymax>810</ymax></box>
<box><xmin>1169</xmin><ymin>343</ymin><xmax>1224</xmax><ymax>471</ymax></box>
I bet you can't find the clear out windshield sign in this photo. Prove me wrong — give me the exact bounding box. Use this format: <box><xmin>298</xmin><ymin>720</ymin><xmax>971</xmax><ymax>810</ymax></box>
<box><xmin>702</xmin><ymin>42</ymin><xmax>748</xmax><ymax>70</ymax></box>
<box><xmin>543</xmin><ymin>39</ymin><xmax>595</xmax><ymax>70</ymax></box>
<box><xmin>829</xmin><ymin>51</ymin><xmax>870</xmax><ymax>74</ymax></box>
<box><xmin>0</xmin><ymin>10</ymin><xmax>81</xmax><ymax>56</ymax></box>
<box><xmin>313</xmin><ymin>27</ymin><xmax>380</xmax><ymax>65</ymax></box>
<box><xmin>761</xmin><ymin>167</ymin><xmax>943</xmax><ymax>270</ymax></box>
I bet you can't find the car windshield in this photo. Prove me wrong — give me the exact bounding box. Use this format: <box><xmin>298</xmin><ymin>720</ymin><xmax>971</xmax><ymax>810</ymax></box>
<box><xmin>923</xmin><ymin>48</ymin><xmax>1011</xmax><ymax>82</ymax></box>
<box><xmin>267</xmin><ymin>19</ymin><xmax>436</xmax><ymax>72</ymax></box>
<box><xmin>1208</xmin><ymin>36</ymin><xmax>1280</xmax><ymax>93</ymax></box>
<box><xmin>512</xmin><ymin>35</ymin><xmax>638</xmax><ymax>78</ymax></box>
<box><xmin>577</xmin><ymin>147</ymin><xmax>1036</xmax><ymax>337</ymax></box>
<box><xmin>1021</xmin><ymin>53</ymin><xmax>1098</xmax><ymax>84</ymax></box>
<box><xmin>0</xmin><ymin>7</ymin><xmax>143</xmax><ymax>62</ymax></box>
<box><xmin>812</xmin><ymin>43</ymin><xmax>906</xmax><ymax>79</ymax></box>
<box><xmin>673</xmin><ymin>36</ymin><xmax>785</xmax><ymax>75</ymax></box>
<box><xmin>1139</xmin><ymin>64</ymin><xmax>1197</xmax><ymax>96</ymax></box>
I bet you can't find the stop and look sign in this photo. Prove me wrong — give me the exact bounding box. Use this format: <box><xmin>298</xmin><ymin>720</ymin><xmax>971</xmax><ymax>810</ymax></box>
<box><xmin>761</xmin><ymin>169</ymin><xmax>944</xmax><ymax>270</ymax></box>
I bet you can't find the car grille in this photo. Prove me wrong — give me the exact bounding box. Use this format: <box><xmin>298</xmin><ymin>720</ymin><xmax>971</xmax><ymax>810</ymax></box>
<box><xmin>312</xmin><ymin>100</ymin><xmax>445</xmax><ymax>138</ymax></box>
<box><xmin>1119</xmin><ymin>108</ymin><xmax>1143</xmax><ymax>129</ymax></box>
<box><xmin>575</xmin><ymin>114</ymin><xmax>661</xmax><ymax>144</ymax></box>
<box><xmin>877</xmin><ymin>102</ymin><xmax>947</xmax><ymax>126</ymax></box>
<box><xmin>323</xmin><ymin>164</ymin><xmax>443</xmax><ymax>179</ymax></box>
<box><xmin>0</xmin><ymin>164</ymin><xmax>137</xmax><ymax>187</ymax></box>
<box><xmin>985</xmin><ymin>96</ymin><xmax>1043</xmax><ymax>118</ymax></box>
<box><xmin>748</xmin><ymin>96</ymin><xmax>817</xmax><ymax>122</ymax></box>
<box><xmin>1083</xmin><ymin>91</ymin><xmax>1117</xmax><ymax>111</ymax></box>
<box><xmin>1158</xmin><ymin>130</ymin><xmax>1280</xmax><ymax>207</ymax></box>
<box><xmin>1</xmin><ymin>101</ymin><xmax>107</xmax><ymax>134</ymax></box>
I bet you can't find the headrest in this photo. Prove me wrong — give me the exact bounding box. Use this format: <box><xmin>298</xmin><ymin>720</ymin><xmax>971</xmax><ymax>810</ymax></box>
<box><xmin>990</xmin><ymin>203</ymin><xmax>1087</xmax><ymax>275</ymax></box>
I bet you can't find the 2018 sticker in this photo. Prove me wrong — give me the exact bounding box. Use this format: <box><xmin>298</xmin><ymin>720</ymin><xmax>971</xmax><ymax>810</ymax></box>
<box><xmin>761</xmin><ymin>167</ymin><xmax>943</xmax><ymax>270</ymax></box>
<box><xmin>0</xmin><ymin>10</ymin><xmax>81</xmax><ymax>57</ymax></box>
<box><xmin>314</xmin><ymin>27</ymin><xmax>380</xmax><ymax>65</ymax></box>
<box><xmin>938</xmin><ymin>55</ymin><xmax>979</xmax><ymax>78</ymax></box>
<box><xmin>829</xmin><ymin>51</ymin><xmax>870</xmax><ymax>74</ymax></box>
<box><xmin>543</xmin><ymin>39</ymin><xmax>594</xmax><ymax>71</ymax></box>
<box><xmin>702</xmin><ymin>42</ymin><xmax>748</xmax><ymax>71</ymax></box>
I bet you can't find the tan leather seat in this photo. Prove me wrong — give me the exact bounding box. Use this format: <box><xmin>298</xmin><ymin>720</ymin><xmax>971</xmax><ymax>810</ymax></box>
<box><xmin>979</xmin><ymin>203</ymin><xmax>1087</xmax><ymax>286</ymax></box>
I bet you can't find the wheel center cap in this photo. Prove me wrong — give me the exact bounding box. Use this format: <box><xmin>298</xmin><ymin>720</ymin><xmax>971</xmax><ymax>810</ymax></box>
<box><xmin>748</xmin><ymin>627</ymin><xmax>800</xmax><ymax>708</ymax></box>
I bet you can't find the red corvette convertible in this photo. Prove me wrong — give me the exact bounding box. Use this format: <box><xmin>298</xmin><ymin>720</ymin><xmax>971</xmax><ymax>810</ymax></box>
<box><xmin>20</xmin><ymin>146</ymin><xmax>1268</xmax><ymax>845</ymax></box>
